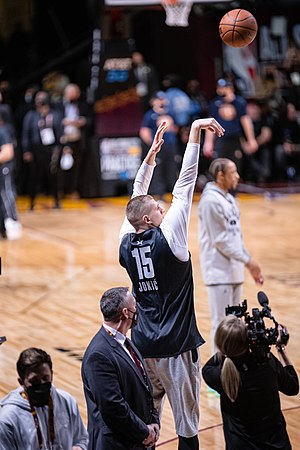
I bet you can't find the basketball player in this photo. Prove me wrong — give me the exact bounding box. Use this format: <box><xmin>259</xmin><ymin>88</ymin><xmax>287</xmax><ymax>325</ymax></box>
<box><xmin>119</xmin><ymin>117</ymin><xmax>225</xmax><ymax>450</ymax></box>
<box><xmin>198</xmin><ymin>158</ymin><xmax>264</xmax><ymax>355</ymax></box>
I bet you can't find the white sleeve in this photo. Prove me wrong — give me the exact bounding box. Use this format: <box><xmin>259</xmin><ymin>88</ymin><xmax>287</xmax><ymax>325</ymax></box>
<box><xmin>160</xmin><ymin>142</ymin><xmax>200</xmax><ymax>261</ymax></box>
<box><xmin>119</xmin><ymin>161</ymin><xmax>155</xmax><ymax>241</ymax></box>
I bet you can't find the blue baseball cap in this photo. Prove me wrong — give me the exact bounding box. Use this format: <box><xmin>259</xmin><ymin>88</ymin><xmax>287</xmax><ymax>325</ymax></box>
<box><xmin>216</xmin><ymin>78</ymin><xmax>233</xmax><ymax>88</ymax></box>
<box><xmin>151</xmin><ymin>90</ymin><xmax>167</xmax><ymax>100</ymax></box>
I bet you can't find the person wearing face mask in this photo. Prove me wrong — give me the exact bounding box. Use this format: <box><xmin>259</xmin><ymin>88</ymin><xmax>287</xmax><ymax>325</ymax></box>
<box><xmin>22</xmin><ymin>90</ymin><xmax>63</xmax><ymax>210</ymax></box>
<box><xmin>82</xmin><ymin>286</ymin><xmax>160</xmax><ymax>450</ymax></box>
<box><xmin>0</xmin><ymin>347</ymin><xmax>88</xmax><ymax>450</ymax></box>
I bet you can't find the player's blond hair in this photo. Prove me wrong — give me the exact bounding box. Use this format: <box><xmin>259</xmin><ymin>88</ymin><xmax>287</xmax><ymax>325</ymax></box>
<box><xmin>126</xmin><ymin>195</ymin><xmax>153</xmax><ymax>231</ymax></box>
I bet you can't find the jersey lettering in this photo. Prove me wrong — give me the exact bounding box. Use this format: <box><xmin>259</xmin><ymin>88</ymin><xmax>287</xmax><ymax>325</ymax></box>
<box><xmin>138</xmin><ymin>279</ymin><xmax>159</xmax><ymax>292</ymax></box>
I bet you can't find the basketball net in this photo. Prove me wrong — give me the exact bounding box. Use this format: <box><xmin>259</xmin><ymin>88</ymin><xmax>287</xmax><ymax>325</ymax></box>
<box><xmin>162</xmin><ymin>0</ymin><xmax>193</xmax><ymax>27</ymax></box>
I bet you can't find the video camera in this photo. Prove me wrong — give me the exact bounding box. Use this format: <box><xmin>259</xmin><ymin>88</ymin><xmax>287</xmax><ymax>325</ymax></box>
<box><xmin>225</xmin><ymin>291</ymin><xmax>289</xmax><ymax>362</ymax></box>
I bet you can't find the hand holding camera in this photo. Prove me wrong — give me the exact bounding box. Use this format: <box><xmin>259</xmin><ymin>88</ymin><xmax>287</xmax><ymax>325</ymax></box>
<box><xmin>276</xmin><ymin>324</ymin><xmax>289</xmax><ymax>351</ymax></box>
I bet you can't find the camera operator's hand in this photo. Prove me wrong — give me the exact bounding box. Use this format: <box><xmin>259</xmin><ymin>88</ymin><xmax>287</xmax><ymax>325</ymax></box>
<box><xmin>276</xmin><ymin>324</ymin><xmax>290</xmax><ymax>347</ymax></box>
<box><xmin>246</xmin><ymin>258</ymin><xmax>264</xmax><ymax>285</ymax></box>
<box><xmin>276</xmin><ymin>324</ymin><xmax>292</xmax><ymax>367</ymax></box>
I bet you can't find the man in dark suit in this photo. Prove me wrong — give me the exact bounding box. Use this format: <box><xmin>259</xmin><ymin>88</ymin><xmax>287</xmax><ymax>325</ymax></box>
<box><xmin>58</xmin><ymin>83</ymin><xmax>93</xmax><ymax>197</ymax></box>
<box><xmin>81</xmin><ymin>287</ymin><xmax>160</xmax><ymax>450</ymax></box>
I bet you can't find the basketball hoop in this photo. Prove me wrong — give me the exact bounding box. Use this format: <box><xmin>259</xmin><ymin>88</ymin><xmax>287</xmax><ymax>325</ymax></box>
<box><xmin>162</xmin><ymin>0</ymin><xmax>193</xmax><ymax>27</ymax></box>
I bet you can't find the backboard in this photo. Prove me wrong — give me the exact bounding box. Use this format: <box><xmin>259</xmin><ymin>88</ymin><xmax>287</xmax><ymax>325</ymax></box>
<box><xmin>105</xmin><ymin>0</ymin><xmax>232</xmax><ymax>27</ymax></box>
<box><xmin>105</xmin><ymin>0</ymin><xmax>231</xmax><ymax>4</ymax></box>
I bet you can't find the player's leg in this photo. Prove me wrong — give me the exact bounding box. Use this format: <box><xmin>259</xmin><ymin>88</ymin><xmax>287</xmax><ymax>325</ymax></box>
<box><xmin>152</xmin><ymin>352</ymin><xmax>200</xmax><ymax>450</ymax></box>
<box><xmin>143</xmin><ymin>357</ymin><xmax>166</xmax><ymax>418</ymax></box>
<box><xmin>232</xmin><ymin>283</ymin><xmax>243</xmax><ymax>307</ymax></box>
<box><xmin>207</xmin><ymin>284</ymin><xmax>233</xmax><ymax>354</ymax></box>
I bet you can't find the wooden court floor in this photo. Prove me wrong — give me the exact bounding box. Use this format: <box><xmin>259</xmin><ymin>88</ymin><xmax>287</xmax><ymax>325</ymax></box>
<box><xmin>0</xmin><ymin>192</ymin><xmax>300</xmax><ymax>449</ymax></box>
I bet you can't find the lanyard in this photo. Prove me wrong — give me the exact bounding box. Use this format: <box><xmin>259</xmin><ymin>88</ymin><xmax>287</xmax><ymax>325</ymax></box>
<box><xmin>22</xmin><ymin>391</ymin><xmax>55</xmax><ymax>449</ymax></box>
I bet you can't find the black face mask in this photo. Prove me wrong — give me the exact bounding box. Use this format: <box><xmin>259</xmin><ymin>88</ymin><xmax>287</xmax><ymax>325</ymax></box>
<box><xmin>127</xmin><ymin>309</ymin><xmax>139</xmax><ymax>328</ymax></box>
<box><xmin>25</xmin><ymin>382</ymin><xmax>52</xmax><ymax>407</ymax></box>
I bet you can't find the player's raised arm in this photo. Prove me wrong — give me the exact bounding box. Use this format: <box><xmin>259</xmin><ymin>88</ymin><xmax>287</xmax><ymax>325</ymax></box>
<box><xmin>188</xmin><ymin>118</ymin><xmax>225</xmax><ymax>144</ymax></box>
<box><xmin>144</xmin><ymin>121</ymin><xmax>168</xmax><ymax>166</ymax></box>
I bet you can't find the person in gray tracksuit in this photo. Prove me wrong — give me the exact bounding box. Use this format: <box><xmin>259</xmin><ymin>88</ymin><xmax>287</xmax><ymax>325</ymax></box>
<box><xmin>198</xmin><ymin>158</ymin><xmax>264</xmax><ymax>354</ymax></box>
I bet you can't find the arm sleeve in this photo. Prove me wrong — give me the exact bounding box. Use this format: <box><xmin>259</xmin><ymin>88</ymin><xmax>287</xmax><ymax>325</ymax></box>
<box><xmin>119</xmin><ymin>161</ymin><xmax>156</xmax><ymax>241</ymax></box>
<box><xmin>160</xmin><ymin>142</ymin><xmax>200</xmax><ymax>261</ymax></box>
<box><xmin>202</xmin><ymin>354</ymin><xmax>224</xmax><ymax>394</ymax></box>
<box><xmin>70</xmin><ymin>399</ymin><xmax>89</xmax><ymax>450</ymax></box>
<box><xmin>85</xmin><ymin>352</ymin><xmax>149</xmax><ymax>444</ymax></box>
<box><xmin>201</xmin><ymin>199</ymin><xmax>250</xmax><ymax>264</ymax></box>
<box><xmin>271</xmin><ymin>355</ymin><xmax>299</xmax><ymax>396</ymax></box>
<box><xmin>0</xmin><ymin>421</ymin><xmax>17</xmax><ymax>450</ymax></box>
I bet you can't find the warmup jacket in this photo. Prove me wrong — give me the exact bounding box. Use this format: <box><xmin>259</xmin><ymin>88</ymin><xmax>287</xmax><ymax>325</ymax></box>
<box><xmin>198</xmin><ymin>182</ymin><xmax>250</xmax><ymax>285</ymax></box>
<box><xmin>0</xmin><ymin>385</ymin><xmax>88</xmax><ymax>450</ymax></box>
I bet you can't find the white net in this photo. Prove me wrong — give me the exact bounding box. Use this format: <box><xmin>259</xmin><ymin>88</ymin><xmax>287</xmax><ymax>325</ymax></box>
<box><xmin>162</xmin><ymin>0</ymin><xmax>193</xmax><ymax>27</ymax></box>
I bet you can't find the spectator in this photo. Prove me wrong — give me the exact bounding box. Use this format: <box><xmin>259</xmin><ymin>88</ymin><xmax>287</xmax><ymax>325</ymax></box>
<box><xmin>42</xmin><ymin>70</ymin><xmax>70</xmax><ymax>105</ymax></box>
<box><xmin>254</xmin><ymin>65</ymin><xmax>286</xmax><ymax>130</ymax></box>
<box><xmin>14</xmin><ymin>84</ymin><xmax>40</xmax><ymax>195</ymax></box>
<box><xmin>0</xmin><ymin>347</ymin><xmax>88</xmax><ymax>450</ymax></box>
<box><xmin>274</xmin><ymin>102</ymin><xmax>300</xmax><ymax>181</ymax></box>
<box><xmin>198</xmin><ymin>158</ymin><xmax>264</xmax><ymax>354</ymax></box>
<box><xmin>283</xmin><ymin>40</ymin><xmax>300</xmax><ymax>111</ymax></box>
<box><xmin>132</xmin><ymin>51</ymin><xmax>159</xmax><ymax>113</ymax></box>
<box><xmin>203</xmin><ymin>78</ymin><xmax>258</xmax><ymax>176</ymax></box>
<box><xmin>0</xmin><ymin>90</ymin><xmax>16</xmax><ymax>143</ymax></box>
<box><xmin>139</xmin><ymin>91</ymin><xmax>179</xmax><ymax>200</ymax></box>
<box><xmin>186</xmin><ymin>79</ymin><xmax>208</xmax><ymax>121</ymax></box>
<box><xmin>58</xmin><ymin>83</ymin><xmax>93</xmax><ymax>198</ymax></box>
<box><xmin>119</xmin><ymin>118</ymin><xmax>225</xmax><ymax>450</ymax></box>
<box><xmin>202</xmin><ymin>315</ymin><xmax>299</xmax><ymax>449</ymax></box>
<box><xmin>82</xmin><ymin>286</ymin><xmax>159</xmax><ymax>450</ymax></box>
<box><xmin>0</xmin><ymin>115</ymin><xmax>22</xmax><ymax>240</ymax></box>
<box><xmin>162</xmin><ymin>73</ymin><xmax>194</xmax><ymax>127</ymax></box>
<box><xmin>242</xmin><ymin>99</ymin><xmax>273</xmax><ymax>183</ymax></box>
<box><xmin>22</xmin><ymin>90</ymin><xmax>63</xmax><ymax>210</ymax></box>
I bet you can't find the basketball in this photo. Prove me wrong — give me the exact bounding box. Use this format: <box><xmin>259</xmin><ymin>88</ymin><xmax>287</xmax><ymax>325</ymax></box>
<box><xmin>219</xmin><ymin>9</ymin><xmax>257</xmax><ymax>48</ymax></box>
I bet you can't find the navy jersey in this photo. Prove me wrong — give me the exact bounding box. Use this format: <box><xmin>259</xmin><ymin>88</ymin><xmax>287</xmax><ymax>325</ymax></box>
<box><xmin>119</xmin><ymin>227</ymin><xmax>204</xmax><ymax>358</ymax></box>
<box><xmin>209</xmin><ymin>95</ymin><xmax>247</xmax><ymax>137</ymax></box>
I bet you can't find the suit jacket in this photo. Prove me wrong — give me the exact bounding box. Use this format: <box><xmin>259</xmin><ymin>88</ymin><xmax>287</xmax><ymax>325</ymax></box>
<box><xmin>81</xmin><ymin>327</ymin><xmax>159</xmax><ymax>450</ymax></box>
<box><xmin>56</xmin><ymin>99</ymin><xmax>94</xmax><ymax>146</ymax></box>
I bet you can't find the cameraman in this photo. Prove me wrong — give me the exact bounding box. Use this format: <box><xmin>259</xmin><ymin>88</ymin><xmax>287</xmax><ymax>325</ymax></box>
<box><xmin>202</xmin><ymin>315</ymin><xmax>299</xmax><ymax>449</ymax></box>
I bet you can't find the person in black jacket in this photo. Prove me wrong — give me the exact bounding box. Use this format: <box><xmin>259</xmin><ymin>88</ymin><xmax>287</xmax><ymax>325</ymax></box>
<box><xmin>58</xmin><ymin>83</ymin><xmax>93</xmax><ymax>197</ymax></box>
<box><xmin>22</xmin><ymin>90</ymin><xmax>63</xmax><ymax>210</ymax></box>
<box><xmin>202</xmin><ymin>315</ymin><xmax>299</xmax><ymax>450</ymax></box>
<box><xmin>81</xmin><ymin>287</ymin><xmax>159</xmax><ymax>450</ymax></box>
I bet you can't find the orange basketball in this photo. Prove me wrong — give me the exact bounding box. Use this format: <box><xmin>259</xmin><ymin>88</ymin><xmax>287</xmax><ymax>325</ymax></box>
<box><xmin>219</xmin><ymin>9</ymin><xmax>257</xmax><ymax>48</ymax></box>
